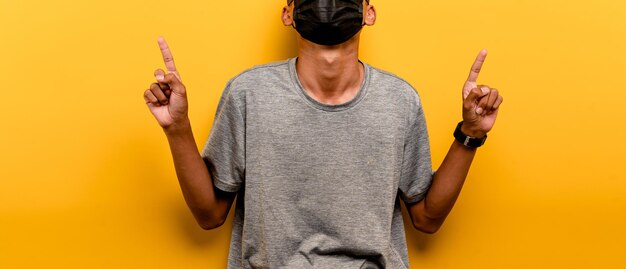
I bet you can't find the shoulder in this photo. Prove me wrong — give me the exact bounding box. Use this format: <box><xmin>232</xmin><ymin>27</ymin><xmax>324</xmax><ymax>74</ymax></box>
<box><xmin>226</xmin><ymin>58</ymin><xmax>291</xmax><ymax>89</ymax></box>
<box><xmin>219</xmin><ymin>58</ymin><xmax>292</xmax><ymax>103</ymax></box>
<box><xmin>366</xmin><ymin>64</ymin><xmax>424</xmax><ymax>111</ymax></box>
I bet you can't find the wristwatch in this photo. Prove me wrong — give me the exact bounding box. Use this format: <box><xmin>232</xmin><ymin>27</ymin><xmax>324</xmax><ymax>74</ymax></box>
<box><xmin>454</xmin><ymin>121</ymin><xmax>487</xmax><ymax>148</ymax></box>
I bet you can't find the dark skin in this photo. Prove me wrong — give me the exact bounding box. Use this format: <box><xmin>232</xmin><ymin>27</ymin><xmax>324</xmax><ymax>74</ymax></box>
<box><xmin>143</xmin><ymin>38</ymin><xmax>236</xmax><ymax>230</ymax></box>
<box><xmin>143</xmin><ymin>1</ymin><xmax>503</xmax><ymax>232</ymax></box>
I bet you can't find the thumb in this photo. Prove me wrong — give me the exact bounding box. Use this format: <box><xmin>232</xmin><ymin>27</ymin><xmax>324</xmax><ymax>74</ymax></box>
<box><xmin>154</xmin><ymin>69</ymin><xmax>166</xmax><ymax>81</ymax></box>
<box><xmin>157</xmin><ymin>73</ymin><xmax>186</xmax><ymax>96</ymax></box>
<box><xmin>463</xmin><ymin>87</ymin><xmax>489</xmax><ymax>112</ymax></box>
<box><xmin>464</xmin><ymin>87</ymin><xmax>489</xmax><ymax>102</ymax></box>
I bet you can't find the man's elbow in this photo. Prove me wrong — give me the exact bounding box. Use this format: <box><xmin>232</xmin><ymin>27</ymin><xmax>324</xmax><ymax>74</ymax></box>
<box><xmin>412</xmin><ymin>217</ymin><xmax>444</xmax><ymax>234</ymax></box>
<box><xmin>198</xmin><ymin>218</ymin><xmax>225</xmax><ymax>230</ymax></box>
<box><xmin>194</xmin><ymin>210</ymin><xmax>227</xmax><ymax>230</ymax></box>
<box><xmin>414</xmin><ymin>222</ymin><xmax>441</xmax><ymax>234</ymax></box>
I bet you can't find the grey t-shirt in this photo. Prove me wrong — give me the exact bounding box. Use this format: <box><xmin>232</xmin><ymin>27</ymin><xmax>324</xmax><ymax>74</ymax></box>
<box><xmin>200</xmin><ymin>57</ymin><xmax>433</xmax><ymax>269</ymax></box>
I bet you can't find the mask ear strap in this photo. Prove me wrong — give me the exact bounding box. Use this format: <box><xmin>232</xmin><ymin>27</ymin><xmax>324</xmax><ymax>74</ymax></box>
<box><xmin>359</xmin><ymin>5</ymin><xmax>369</xmax><ymax>27</ymax></box>
<box><xmin>359</xmin><ymin>6</ymin><xmax>366</xmax><ymax>26</ymax></box>
<box><xmin>291</xmin><ymin>8</ymin><xmax>298</xmax><ymax>29</ymax></box>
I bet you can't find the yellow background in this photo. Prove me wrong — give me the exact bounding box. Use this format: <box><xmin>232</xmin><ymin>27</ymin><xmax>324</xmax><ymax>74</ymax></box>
<box><xmin>1</xmin><ymin>0</ymin><xmax>625</xmax><ymax>268</ymax></box>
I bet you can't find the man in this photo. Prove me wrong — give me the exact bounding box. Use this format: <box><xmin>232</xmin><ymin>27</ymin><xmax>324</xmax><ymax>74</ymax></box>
<box><xmin>143</xmin><ymin>0</ymin><xmax>503</xmax><ymax>268</ymax></box>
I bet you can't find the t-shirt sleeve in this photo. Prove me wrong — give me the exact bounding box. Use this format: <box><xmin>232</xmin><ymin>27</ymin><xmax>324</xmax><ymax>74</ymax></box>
<box><xmin>200</xmin><ymin>79</ymin><xmax>246</xmax><ymax>193</ymax></box>
<box><xmin>398</xmin><ymin>91</ymin><xmax>434</xmax><ymax>204</ymax></box>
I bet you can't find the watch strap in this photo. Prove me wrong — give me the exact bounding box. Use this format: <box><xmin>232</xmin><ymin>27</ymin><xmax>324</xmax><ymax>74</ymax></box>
<box><xmin>454</xmin><ymin>121</ymin><xmax>487</xmax><ymax>148</ymax></box>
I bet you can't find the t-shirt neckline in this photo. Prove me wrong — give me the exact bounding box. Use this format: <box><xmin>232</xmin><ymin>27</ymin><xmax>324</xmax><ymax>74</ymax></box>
<box><xmin>288</xmin><ymin>57</ymin><xmax>370</xmax><ymax>112</ymax></box>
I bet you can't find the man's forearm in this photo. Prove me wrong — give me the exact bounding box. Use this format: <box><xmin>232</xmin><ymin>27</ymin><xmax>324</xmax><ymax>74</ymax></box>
<box><xmin>163</xmin><ymin>119</ymin><xmax>223</xmax><ymax>228</ymax></box>
<box><xmin>409</xmin><ymin>139</ymin><xmax>477</xmax><ymax>233</ymax></box>
<box><xmin>424</xmin><ymin>140</ymin><xmax>476</xmax><ymax>218</ymax></box>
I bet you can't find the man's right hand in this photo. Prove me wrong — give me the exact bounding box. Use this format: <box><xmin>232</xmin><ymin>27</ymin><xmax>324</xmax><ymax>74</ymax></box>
<box><xmin>143</xmin><ymin>36</ymin><xmax>189</xmax><ymax>131</ymax></box>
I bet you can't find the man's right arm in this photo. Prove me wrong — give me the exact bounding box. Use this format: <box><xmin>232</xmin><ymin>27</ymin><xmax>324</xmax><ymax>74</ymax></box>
<box><xmin>143</xmin><ymin>37</ymin><xmax>236</xmax><ymax>230</ymax></box>
<box><xmin>164</xmin><ymin>119</ymin><xmax>236</xmax><ymax>230</ymax></box>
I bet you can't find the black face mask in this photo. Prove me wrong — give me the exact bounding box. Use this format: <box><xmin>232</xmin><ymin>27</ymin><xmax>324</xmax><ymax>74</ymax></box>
<box><xmin>292</xmin><ymin>0</ymin><xmax>365</xmax><ymax>46</ymax></box>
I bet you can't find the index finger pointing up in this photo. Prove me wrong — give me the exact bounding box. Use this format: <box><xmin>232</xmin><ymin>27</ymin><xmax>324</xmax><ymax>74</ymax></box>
<box><xmin>158</xmin><ymin>36</ymin><xmax>178</xmax><ymax>74</ymax></box>
<box><xmin>467</xmin><ymin>49</ymin><xmax>488</xmax><ymax>83</ymax></box>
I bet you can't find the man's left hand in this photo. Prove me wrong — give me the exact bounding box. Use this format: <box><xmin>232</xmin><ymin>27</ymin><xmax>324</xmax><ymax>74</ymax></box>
<box><xmin>460</xmin><ymin>49</ymin><xmax>503</xmax><ymax>138</ymax></box>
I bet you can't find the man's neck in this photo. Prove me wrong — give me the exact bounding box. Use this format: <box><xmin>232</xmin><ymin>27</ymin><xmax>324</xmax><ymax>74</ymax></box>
<box><xmin>295</xmin><ymin>36</ymin><xmax>364</xmax><ymax>105</ymax></box>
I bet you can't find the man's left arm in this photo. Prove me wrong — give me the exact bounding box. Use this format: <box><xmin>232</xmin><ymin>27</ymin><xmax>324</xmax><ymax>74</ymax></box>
<box><xmin>406</xmin><ymin>49</ymin><xmax>503</xmax><ymax>234</ymax></box>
